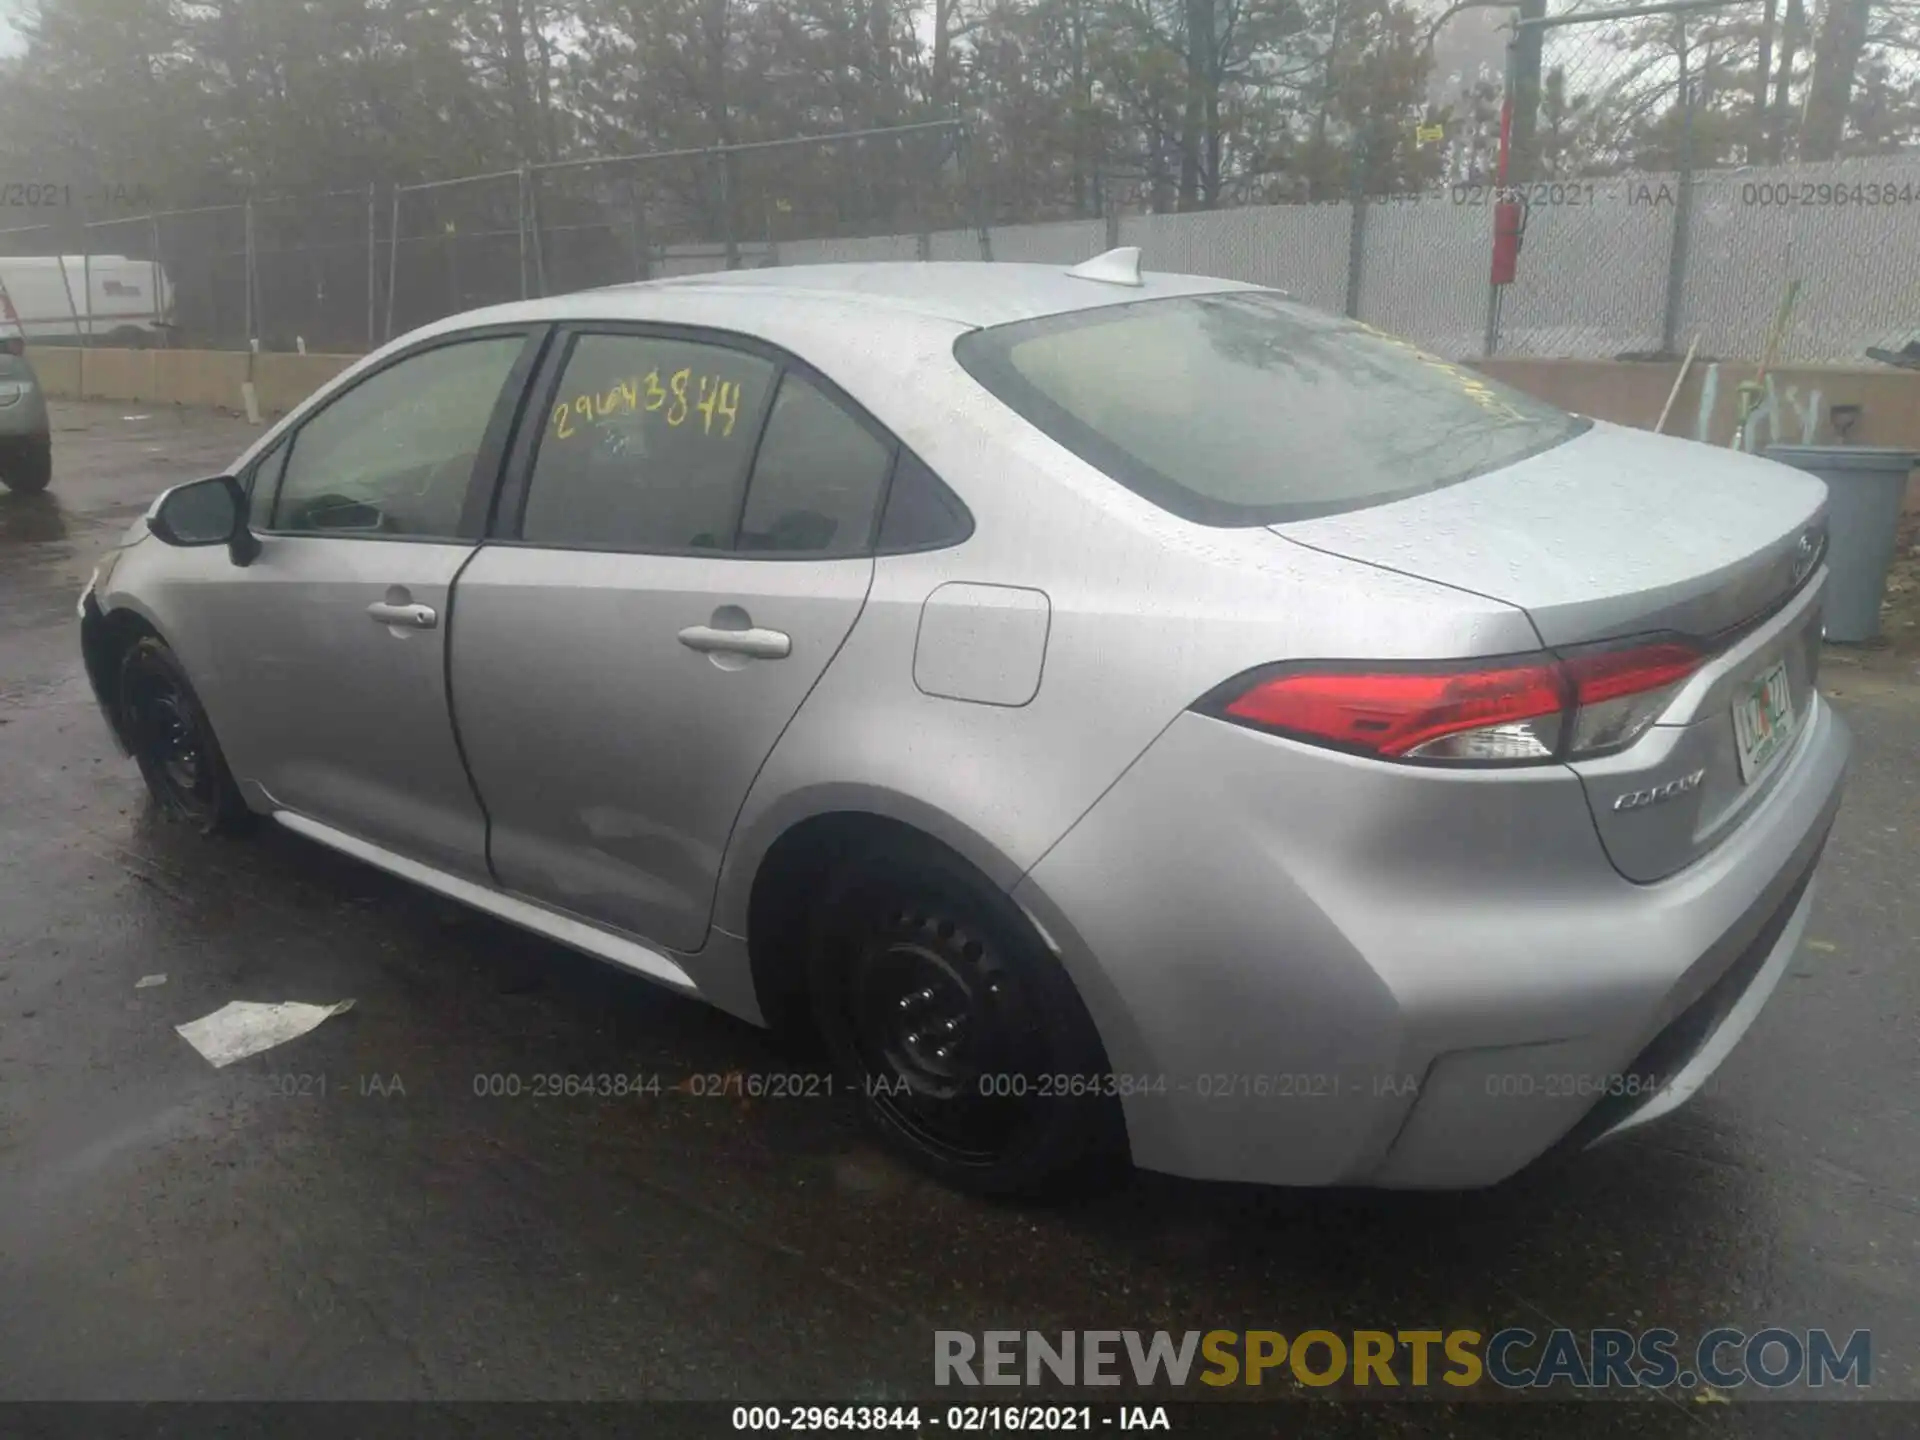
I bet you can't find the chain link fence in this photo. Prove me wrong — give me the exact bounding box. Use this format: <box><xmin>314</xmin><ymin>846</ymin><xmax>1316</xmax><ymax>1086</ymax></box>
<box><xmin>253</xmin><ymin>188</ymin><xmax>381</xmax><ymax>353</ymax></box>
<box><xmin>387</xmin><ymin>171</ymin><xmax>528</xmax><ymax>340</ymax></box>
<box><xmin>8</xmin><ymin>21</ymin><xmax>1917</xmax><ymax>366</ymax></box>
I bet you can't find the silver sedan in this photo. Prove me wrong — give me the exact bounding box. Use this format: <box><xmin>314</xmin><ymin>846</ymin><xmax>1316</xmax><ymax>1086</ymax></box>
<box><xmin>79</xmin><ymin>253</ymin><xmax>1849</xmax><ymax>1194</ymax></box>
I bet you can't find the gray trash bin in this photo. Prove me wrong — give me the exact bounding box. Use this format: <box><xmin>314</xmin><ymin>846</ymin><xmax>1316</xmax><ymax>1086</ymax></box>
<box><xmin>1762</xmin><ymin>445</ymin><xmax>1917</xmax><ymax>643</ymax></box>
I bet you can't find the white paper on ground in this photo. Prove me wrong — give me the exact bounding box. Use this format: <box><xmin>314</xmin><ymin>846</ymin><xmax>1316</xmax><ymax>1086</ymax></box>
<box><xmin>175</xmin><ymin>999</ymin><xmax>356</xmax><ymax>1068</ymax></box>
<box><xmin>135</xmin><ymin>973</ymin><xmax>168</xmax><ymax>989</ymax></box>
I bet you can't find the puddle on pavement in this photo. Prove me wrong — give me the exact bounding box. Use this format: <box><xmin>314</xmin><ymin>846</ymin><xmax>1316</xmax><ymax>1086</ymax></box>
<box><xmin>0</xmin><ymin>495</ymin><xmax>70</xmax><ymax>547</ymax></box>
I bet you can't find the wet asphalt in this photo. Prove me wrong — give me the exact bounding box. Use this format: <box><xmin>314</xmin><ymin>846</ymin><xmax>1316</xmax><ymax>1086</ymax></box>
<box><xmin>0</xmin><ymin>403</ymin><xmax>1917</xmax><ymax>1434</ymax></box>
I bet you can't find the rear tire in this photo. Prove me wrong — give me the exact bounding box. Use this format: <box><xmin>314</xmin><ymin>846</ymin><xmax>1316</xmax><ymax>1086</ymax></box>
<box><xmin>0</xmin><ymin>436</ymin><xmax>51</xmax><ymax>494</ymax></box>
<box><xmin>119</xmin><ymin>637</ymin><xmax>254</xmax><ymax>836</ymax></box>
<box><xmin>806</xmin><ymin>838</ymin><xmax>1125</xmax><ymax>1197</ymax></box>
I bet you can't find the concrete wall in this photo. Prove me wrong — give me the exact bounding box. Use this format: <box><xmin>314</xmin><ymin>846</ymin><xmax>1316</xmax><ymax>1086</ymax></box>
<box><xmin>251</xmin><ymin>353</ymin><xmax>362</xmax><ymax>416</ymax></box>
<box><xmin>25</xmin><ymin>347</ymin><xmax>358</xmax><ymax>417</ymax></box>
<box><xmin>24</xmin><ymin>347</ymin><xmax>82</xmax><ymax>397</ymax></box>
<box><xmin>1475</xmin><ymin>358</ymin><xmax>1920</xmax><ymax>452</ymax></box>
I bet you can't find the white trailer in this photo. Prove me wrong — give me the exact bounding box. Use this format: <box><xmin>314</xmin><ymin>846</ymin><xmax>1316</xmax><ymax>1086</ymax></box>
<box><xmin>0</xmin><ymin>255</ymin><xmax>175</xmax><ymax>345</ymax></box>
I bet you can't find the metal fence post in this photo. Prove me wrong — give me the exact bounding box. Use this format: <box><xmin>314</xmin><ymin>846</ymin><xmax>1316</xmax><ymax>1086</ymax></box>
<box><xmin>1659</xmin><ymin>17</ymin><xmax>1697</xmax><ymax>358</ymax></box>
<box><xmin>79</xmin><ymin>205</ymin><xmax>93</xmax><ymax>348</ymax></box>
<box><xmin>628</xmin><ymin>177</ymin><xmax>651</xmax><ymax>281</ymax></box>
<box><xmin>243</xmin><ymin>195</ymin><xmax>259</xmax><ymax>351</ymax></box>
<box><xmin>526</xmin><ymin>165</ymin><xmax>549</xmax><ymax>297</ymax></box>
<box><xmin>717</xmin><ymin>150</ymin><xmax>739</xmax><ymax>270</ymax></box>
<box><xmin>367</xmin><ymin>183</ymin><xmax>378</xmax><ymax>350</ymax></box>
<box><xmin>52</xmin><ymin>231</ymin><xmax>86</xmax><ymax>346</ymax></box>
<box><xmin>1344</xmin><ymin>137</ymin><xmax>1368</xmax><ymax>319</ymax></box>
<box><xmin>149</xmin><ymin>214</ymin><xmax>164</xmax><ymax>342</ymax></box>
<box><xmin>1482</xmin><ymin>26</ymin><xmax>1519</xmax><ymax>359</ymax></box>
<box><xmin>517</xmin><ymin>166</ymin><xmax>530</xmax><ymax>300</ymax></box>
<box><xmin>384</xmin><ymin>189</ymin><xmax>401</xmax><ymax>344</ymax></box>
<box><xmin>957</xmin><ymin>123</ymin><xmax>992</xmax><ymax>260</ymax></box>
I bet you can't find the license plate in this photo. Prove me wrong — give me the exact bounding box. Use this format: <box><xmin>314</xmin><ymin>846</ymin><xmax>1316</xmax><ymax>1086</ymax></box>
<box><xmin>1733</xmin><ymin>659</ymin><xmax>1796</xmax><ymax>784</ymax></box>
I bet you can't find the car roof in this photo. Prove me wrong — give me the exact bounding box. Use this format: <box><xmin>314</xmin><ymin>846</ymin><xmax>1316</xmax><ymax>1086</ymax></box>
<box><xmin>430</xmin><ymin>260</ymin><xmax>1264</xmax><ymax>339</ymax></box>
<box><xmin>613</xmin><ymin>261</ymin><xmax>1264</xmax><ymax>327</ymax></box>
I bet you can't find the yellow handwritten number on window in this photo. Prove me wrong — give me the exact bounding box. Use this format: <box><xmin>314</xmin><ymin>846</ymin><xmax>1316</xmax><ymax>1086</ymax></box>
<box><xmin>548</xmin><ymin>370</ymin><xmax>747</xmax><ymax>441</ymax></box>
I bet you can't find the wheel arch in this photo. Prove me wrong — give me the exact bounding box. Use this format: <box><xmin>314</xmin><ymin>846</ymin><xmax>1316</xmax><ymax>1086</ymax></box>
<box><xmin>731</xmin><ymin>791</ymin><xmax>1032</xmax><ymax>1034</ymax></box>
<box><xmin>81</xmin><ymin>599</ymin><xmax>168</xmax><ymax>750</ymax></box>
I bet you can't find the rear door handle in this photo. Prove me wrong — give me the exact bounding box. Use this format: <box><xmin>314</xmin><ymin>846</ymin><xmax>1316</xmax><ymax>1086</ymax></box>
<box><xmin>367</xmin><ymin>601</ymin><xmax>438</xmax><ymax>629</ymax></box>
<box><xmin>677</xmin><ymin>624</ymin><xmax>790</xmax><ymax>660</ymax></box>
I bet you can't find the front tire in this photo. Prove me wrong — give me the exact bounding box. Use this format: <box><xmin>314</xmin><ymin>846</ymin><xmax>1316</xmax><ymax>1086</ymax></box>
<box><xmin>807</xmin><ymin>839</ymin><xmax>1125</xmax><ymax>1197</ymax></box>
<box><xmin>119</xmin><ymin>636</ymin><xmax>254</xmax><ymax>835</ymax></box>
<box><xmin>0</xmin><ymin>435</ymin><xmax>51</xmax><ymax>494</ymax></box>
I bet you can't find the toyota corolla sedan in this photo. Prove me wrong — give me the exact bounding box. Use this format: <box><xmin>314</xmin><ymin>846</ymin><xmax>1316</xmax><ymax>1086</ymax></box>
<box><xmin>79</xmin><ymin>252</ymin><xmax>1848</xmax><ymax>1195</ymax></box>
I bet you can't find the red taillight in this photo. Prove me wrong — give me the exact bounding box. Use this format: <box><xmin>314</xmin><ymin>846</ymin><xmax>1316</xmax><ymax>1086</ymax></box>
<box><xmin>1206</xmin><ymin>638</ymin><xmax>1707</xmax><ymax>766</ymax></box>
<box><xmin>1560</xmin><ymin>639</ymin><xmax>1705</xmax><ymax>755</ymax></box>
<box><xmin>1224</xmin><ymin>661</ymin><xmax>1569</xmax><ymax>760</ymax></box>
<box><xmin>1562</xmin><ymin>641</ymin><xmax>1702</xmax><ymax>705</ymax></box>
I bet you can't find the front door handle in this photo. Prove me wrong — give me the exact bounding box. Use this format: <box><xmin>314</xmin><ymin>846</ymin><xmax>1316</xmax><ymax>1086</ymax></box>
<box><xmin>677</xmin><ymin>624</ymin><xmax>790</xmax><ymax>660</ymax></box>
<box><xmin>368</xmin><ymin>601</ymin><xmax>438</xmax><ymax>629</ymax></box>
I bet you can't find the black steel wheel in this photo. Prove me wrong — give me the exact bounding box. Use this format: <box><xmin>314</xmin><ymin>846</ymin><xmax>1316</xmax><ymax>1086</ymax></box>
<box><xmin>808</xmin><ymin>838</ymin><xmax>1124</xmax><ymax>1196</ymax></box>
<box><xmin>118</xmin><ymin>636</ymin><xmax>253</xmax><ymax>835</ymax></box>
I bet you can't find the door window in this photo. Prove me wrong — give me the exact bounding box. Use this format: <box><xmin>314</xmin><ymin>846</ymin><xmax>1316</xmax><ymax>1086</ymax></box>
<box><xmin>273</xmin><ymin>335</ymin><xmax>524</xmax><ymax>538</ymax></box>
<box><xmin>877</xmin><ymin>451</ymin><xmax>973</xmax><ymax>552</ymax></box>
<box><xmin>520</xmin><ymin>334</ymin><xmax>776</xmax><ymax>551</ymax></box>
<box><xmin>737</xmin><ymin>373</ymin><xmax>893</xmax><ymax>556</ymax></box>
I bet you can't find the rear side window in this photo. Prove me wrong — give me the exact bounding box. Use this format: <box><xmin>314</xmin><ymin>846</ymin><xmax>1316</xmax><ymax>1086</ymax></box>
<box><xmin>738</xmin><ymin>373</ymin><xmax>892</xmax><ymax>556</ymax></box>
<box><xmin>878</xmin><ymin>452</ymin><xmax>972</xmax><ymax>551</ymax></box>
<box><xmin>954</xmin><ymin>292</ymin><xmax>1588</xmax><ymax>526</ymax></box>
<box><xmin>521</xmin><ymin>334</ymin><xmax>776</xmax><ymax>551</ymax></box>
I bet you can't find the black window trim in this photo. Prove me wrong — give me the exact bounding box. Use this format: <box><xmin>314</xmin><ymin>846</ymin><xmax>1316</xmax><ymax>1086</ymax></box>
<box><xmin>241</xmin><ymin>431</ymin><xmax>290</xmax><ymax>522</ymax></box>
<box><xmin>244</xmin><ymin>323</ymin><xmax>551</xmax><ymax>545</ymax></box>
<box><xmin>484</xmin><ymin>318</ymin><xmax>973</xmax><ymax>561</ymax></box>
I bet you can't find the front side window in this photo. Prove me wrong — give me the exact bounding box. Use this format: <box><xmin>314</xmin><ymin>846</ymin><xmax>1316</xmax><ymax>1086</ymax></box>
<box><xmin>955</xmin><ymin>292</ymin><xmax>1589</xmax><ymax>526</ymax></box>
<box><xmin>520</xmin><ymin>334</ymin><xmax>776</xmax><ymax>551</ymax></box>
<box><xmin>273</xmin><ymin>335</ymin><xmax>524</xmax><ymax>538</ymax></box>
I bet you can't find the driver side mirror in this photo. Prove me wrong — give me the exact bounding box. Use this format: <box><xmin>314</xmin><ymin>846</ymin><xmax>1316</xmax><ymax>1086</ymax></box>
<box><xmin>148</xmin><ymin>475</ymin><xmax>260</xmax><ymax>566</ymax></box>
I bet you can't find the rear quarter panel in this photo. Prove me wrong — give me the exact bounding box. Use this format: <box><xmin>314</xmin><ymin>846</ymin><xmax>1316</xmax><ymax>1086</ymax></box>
<box><xmin>711</xmin><ymin>341</ymin><xmax>1545</xmax><ymax>944</ymax></box>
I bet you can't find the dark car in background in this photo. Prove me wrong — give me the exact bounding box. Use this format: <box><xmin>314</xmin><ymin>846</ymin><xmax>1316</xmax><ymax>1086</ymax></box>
<box><xmin>0</xmin><ymin>294</ymin><xmax>53</xmax><ymax>493</ymax></box>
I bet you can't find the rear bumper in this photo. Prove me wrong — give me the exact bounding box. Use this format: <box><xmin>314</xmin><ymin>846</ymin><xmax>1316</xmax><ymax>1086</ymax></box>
<box><xmin>1012</xmin><ymin>691</ymin><xmax>1850</xmax><ymax>1188</ymax></box>
<box><xmin>0</xmin><ymin>417</ymin><xmax>50</xmax><ymax>449</ymax></box>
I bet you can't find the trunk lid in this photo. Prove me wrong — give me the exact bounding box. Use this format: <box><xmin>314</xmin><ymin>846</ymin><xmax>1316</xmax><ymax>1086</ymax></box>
<box><xmin>1273</xmin><ymin>421</ymin><xmax>1832</xmax><ymax>881</ymax></box>
<box><xmin>1272</xmin><ymin>421</ymin><xmax>1828</xmax><ymax>649</ymax></box>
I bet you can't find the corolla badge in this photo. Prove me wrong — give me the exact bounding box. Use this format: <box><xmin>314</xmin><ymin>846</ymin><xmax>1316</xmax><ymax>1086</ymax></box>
<box><xmin>1613</xmin><ymin>769</ymin><xmax>1706</xmax><ymax>812</ymax></box>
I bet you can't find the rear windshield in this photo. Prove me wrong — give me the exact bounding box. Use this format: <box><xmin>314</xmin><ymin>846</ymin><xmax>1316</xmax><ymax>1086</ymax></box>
<box><xmin>954</xmin><ymin>291</ymin><xmax>1589</xmax><ymax>526</ymax></box>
